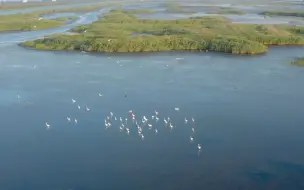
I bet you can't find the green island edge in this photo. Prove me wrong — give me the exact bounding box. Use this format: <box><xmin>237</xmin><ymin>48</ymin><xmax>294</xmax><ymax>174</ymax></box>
<box><xmin>19</xmin><ymin>9</ymin><xmax>304</xmax><ymax>55</ymax></box>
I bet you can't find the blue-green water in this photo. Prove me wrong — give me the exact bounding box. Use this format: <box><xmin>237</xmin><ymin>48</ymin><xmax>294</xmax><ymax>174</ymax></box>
<box><xmin>0</xmin><ymin>44</ymin><xmax>304</xmax><ymax>190</ymax></box>
<box><xmin>0</xmin><ymin>2</ymin><xmax>304</xmax><ymax>190</ymax></box>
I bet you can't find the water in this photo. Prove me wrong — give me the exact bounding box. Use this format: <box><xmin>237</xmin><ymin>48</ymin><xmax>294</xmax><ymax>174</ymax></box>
<box><xmin>0</xmin><ymin>2</ymin><xmax>304</xmax><ymax>190</ymax></box>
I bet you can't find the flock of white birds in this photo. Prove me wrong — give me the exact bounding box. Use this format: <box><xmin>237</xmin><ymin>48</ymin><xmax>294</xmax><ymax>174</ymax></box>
<box><xmin>41</xmin><ymin>93</ymin><xmax>203</xmax><ymax>153</ymax></box>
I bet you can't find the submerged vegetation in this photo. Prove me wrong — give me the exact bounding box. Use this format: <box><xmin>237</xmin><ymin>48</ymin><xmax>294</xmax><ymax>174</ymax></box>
<box><xmin>20</xmin><ymin>10</ymin><xmax>304</xmax><ymax>55</ymax></box>
<box><xmin>259</xmin><ymin>11</ymin><xmax>304</xmax><ymax>18</ymax></box>
<box><xmin>291</xmin><ymin>57</ymin><xmax>304</xmax><ymax>66</ymax></box>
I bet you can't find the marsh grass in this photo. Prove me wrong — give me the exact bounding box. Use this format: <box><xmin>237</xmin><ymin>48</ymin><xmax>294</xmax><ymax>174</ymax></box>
<box><xmin>164</xmin><ymin>2</ymin><xmax>197</xmax><ymax>14</ymax></box>
<box><xmin>0</xmin><ymin>3</ymin><xmax>118</xmax><ymax>32</ymax></box>
<box><xmin>291</xmin><ymin>57</ymin><xmax>304</xmax><ymax>66</ymax></box>
<box><xmin>20</xmin><ymin>10</ymin><xmax>304</xmax><ymax>55</ymax></box>
<box><xmin>260</xmin><ymin>11</ymin><xmax>304</xmax><ymax>18</ymax></box>
<box><xmin>0</xmin><ymin>12</ymin><xmax>64</xmax><ymax>32</ymax></box>
<box><xmin>211</xmin><ymin>8</ymin><xmax>246</xmax><ymax>15</ymax></box>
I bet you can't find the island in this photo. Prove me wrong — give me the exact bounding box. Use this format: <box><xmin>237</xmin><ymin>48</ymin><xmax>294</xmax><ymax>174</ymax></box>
<box><xmin>259</xmin><ymin>11</ymin><xmax>304</xmax><ymax>18</ymax></box>
<box><xmin>19</xmin><ymin>10</ymin><xmax>304</xmax><ymax>55</ymax></box>
<box><xmin>291</xmin><ymin>57</ymin><xmax>304</xmax><ymax>66</ymax></box>
<box><xmin>0</xmin><ymin>3</ymin><xmax>115</xmax><ymax>32</ymax></box>
<box><xmin>210</xmin><ymin>8</ymin><xmax>246</xmax><ymax>15</ymax></box>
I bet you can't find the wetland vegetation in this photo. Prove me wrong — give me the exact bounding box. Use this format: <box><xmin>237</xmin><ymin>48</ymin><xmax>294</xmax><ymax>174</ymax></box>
<box><xmin>20</xmin><ymin>10</ymin><xmax>304</xmax><ymax>55</ymax></box>
<box><xmin>0</xmin><ymin>3</ymin><xmax>116</xmax><ymax>32</ymax></box>
<box><xmin>259</xmin><ymin>11</ymin><xmax>304</xmax><ymax>18</ymax></box>
<box><xmin>211</xmin><ymin>8</ymin><xmax>246</xmax><ymax>15</ymax></box>
<box><xmin>0</xmin><ymin>12</ymin><xmax>64</xmax><ymax>32</ymax></box>
<box><xmin>291</xmin><ymin>57</ymin><xmax>304</xmax><ymax>66</ymax></box>
<box><xmin>164</xmin><ymin>2</ymin><xmax>197</xmax><ymax>14</ymax></box>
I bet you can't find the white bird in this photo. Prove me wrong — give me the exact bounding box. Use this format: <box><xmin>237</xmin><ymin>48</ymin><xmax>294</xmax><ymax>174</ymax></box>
<box><xmin>38</xmin><ymin>17</ymin><xmax>43</xmax><ymax>20</ymax></box>
<box><xmin>119</xmin><ymin>117</ymin><xmax>122</xmax><ymax>122</ymax></box>
<box><xmin>192</xmin><ymin>128</ymin><xmax>195</xmax><ymax>133</ymax></box>
<box><xmin>110</xmin><ymin>112</ymin><xmax>113</xmax><ymax>118</ymax></box>
<box><xmin>185</xmin><ymin>118</ymin><xmax>188</xmax><ymax>124</ymax></box>
<box><xmin>119</xmin><ymin>126</ymin><xmax>123</xmax><ymax>132</ymax></box>
<box><xmin>17</xmin><ymin>94</ymin><xmax>20</xmax><ymax>99</ymax></box>
<box><xmin>86</xmin><ymin>106</ymin><xmax>90</xmax><ymax>111</ymax></box>
<box><xmin>107</xmin><ymin>116</ymin><xmax>110</xmax><ymax>120</ymax></box>
<box><xmin>192</xmin><ymin>117</ymin><xmax>195</xmax><ymax>123</ymax></box>
<box><xmin>72</xmin><ymin>99</ymin><xmax>76</xmax><ymax>103</ymax></box>
<box><xmin>190</xmin><ymin>136</ymin><xmax>194</xmax><ymax>143</ymax></box>
<box><xmin>67</xmin><ymin>117</ymin><xmax>71</xmax><ymax>122</ymax></box>
<box><xmin>155</xmin><ymin>117</ymin><xmax>159</xmax><ymax>122</ymax></box>
<box><xmin>148</xmin><ymin>124</ymin><xmax>152</xmax><ymax>129</ymax></box>
<box><xmin>141</xmin><ymin>134</ymin><xmax>145</xmax><ymax>140</ymax></box>
<box><xmin>155</xmin><ymin>129</ymin><xmax>158</xmax><ymax>134</ymax></box>
<box><xmin>152</xmin><ymin>115</ymin><xmax>155</xmax><ymax>120</ymax></box>
<box><xmin>128</xmin><ymin>110</ymin><xmax>133</xmax><ymax>113</ymax></box>
<box><xmin>98</xmin><ymin>93</ymin><xmax>103</xmax><ymax>97</ymax></box>
<box><xmin>33</xmin><ymin>65</ymin><xmax>37</xmax><ymax>69</ymax></box>
<box><xmin>167</xmin><ymin>117</ymin><xmax>171</xmax><ymax>121</ymax></box>
<box><xmin>164</xmin><ymin>118</ymin><xmax>168</xmax><ymax>125</ymax></box>
<box><xmin>74</xmin><ymin>119</ymin><xmax>78</xmax><ymax>124</ymax></box>
<box><xmin>175</xmin><ymin>108</ymin><xmax>180</xmax><ymax>111</ymax></box>
<box><xmin>126</xmin><ymin>128</ymin><xmax>130</xmax><ymax>135</ymax></box>
<box><xmin>114</xmin><ymin>117</ymin><xmax>117</xmax><ymax>121</ymax></box>
<box><xmin>197</xmin><ymin>144</ymin><xmax>202</xmax><ymax>151</ymax></box>
<box><xmin>45</xmin><ymin>122</ymin><xmax>51</xmax><ymax>129</ymax></box>
<box><xmin>155</xmin><ymin>110</ymin><xmax>159</xmax><ymax>115</ymax></box>
<box><xmin>125</xmin><ymin>118</ymin><xmax>128</xmax><ymax>123</ymax></box>
<box><xmin>77</xmin><ymin>105</ymin><xmax>81</xmax><ymax>110</ymax></box>
<box><xmin>169</xmin><ymin>123</ymin><xmax>174</xmax><ymax>129</ymax></box>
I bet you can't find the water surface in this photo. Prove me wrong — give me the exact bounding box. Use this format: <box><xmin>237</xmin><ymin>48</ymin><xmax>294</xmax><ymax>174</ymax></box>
<box><xmin>0</xmin><ymin>2</ymin><xmax>304</xmax><ymax>190</ymax></box>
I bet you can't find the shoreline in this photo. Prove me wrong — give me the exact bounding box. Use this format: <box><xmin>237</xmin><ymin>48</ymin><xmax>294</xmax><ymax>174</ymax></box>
<box><xmin>19</xmin><ymin>43</ymin><xmax>270</xmax><ymax>56</ymax></box>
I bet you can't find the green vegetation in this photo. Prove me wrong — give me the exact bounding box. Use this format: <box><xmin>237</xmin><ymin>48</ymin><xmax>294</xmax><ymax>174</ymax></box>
<box><xmin>0</xmin><ymin>1</ymin><xmax>75</xmax><ymax>11</ymax></box>
<box><xmin>211</xmin><ymin>8</ymin><xmax>246</xmax><ymax>15</ymax></box>
<box><xmin>54</xmin><ymin>16</ymin><xmax>78</xmax><ymax>22</ymax></box>
<box><xmin>121</xmin><ymin>9</ymin><xmax>155</xmax><ymax>14</ymax></box>
<box><xmin>260</xmin><ymin>11</ymin><xmax>304</xmax><ymax>18</ymax></box>
<box><xmin>0</xmin><ymin>3</ymin><xmax>118</xmax><ymax>32</ymax></box>
<box><xmin>291</xmin><ymin>57</ymin><xmax>304</xmax><ymax>66</ymax></box>
<box><xmin>0</xmin><ymin>12</ymin><xmax>64</xmax><ymax>32</ymax></box>
<box><xmin>20</xmin><ymin>10</ymin><xmax>304</xmax><ymax>55</ymax></box>
<box><xmin>164</xmin><ymin>2</ymin><xmax>197</xmax><ymax>14</ymax></box>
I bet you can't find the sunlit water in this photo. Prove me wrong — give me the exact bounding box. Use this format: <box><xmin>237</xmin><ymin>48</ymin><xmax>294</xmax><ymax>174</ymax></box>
<box><xmin>0</xmin><ymin>2</ymin><xmax>304</xmax><ymax>190</ymax></box>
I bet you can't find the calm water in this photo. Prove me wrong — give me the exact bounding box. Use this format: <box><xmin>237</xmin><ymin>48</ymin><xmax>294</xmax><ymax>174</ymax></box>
<box><xmin>0</xmin><ymin>2</ymin><xmax>304</xmax><ymax>190</ymax></box>
<box><xmin>0</xmin><ymin>44</ymin><xmax>304</xmax><ymax>190</ymax></box>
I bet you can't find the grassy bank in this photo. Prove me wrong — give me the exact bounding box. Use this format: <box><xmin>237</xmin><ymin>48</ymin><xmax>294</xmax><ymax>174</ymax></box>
<box><xmin>0</xmin><ymin>1</ymin><xmax>76</xmax><ymax>11</ymax></box>
<box><xmin>121</xmin><ymin>9</ymin><xmax>155</xmax><ymax>14</ymax></box>
<box><xmin>164</xmin><ymin>2</ymin><xmax>197</xmax><ymax>14</ymax></box>
<box><xmin>291</xmin><ymin>57</ymin><xmax>304</xmax><ymax>66</ymax></box>
<box><xmin>55</xmin><ymin>16</ymin><xmax>78</xmax><ymax>22</ymax></box>
<box><xmin>0</xmin><ymin>3</ymin><xmax>118</xmax><ymax>32</ymax></box>
<box><xmin>212</xmin><ymin>8</ymin><xmax>246</xmax><ymax>15</ymax></box>
<box><xmin>20</xmin><ymin>10</ymin><xmax>304</xmax><ymax>55</ymax></box>
<box><xmin>0</xmin><ymin>12</ymin><xmax>65</xmax><ymax>32</ymax></box>
<box><xmin>259</xmin><ymin>11</ymin><xmax>304</xmax><ymax>18</ymax></box>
